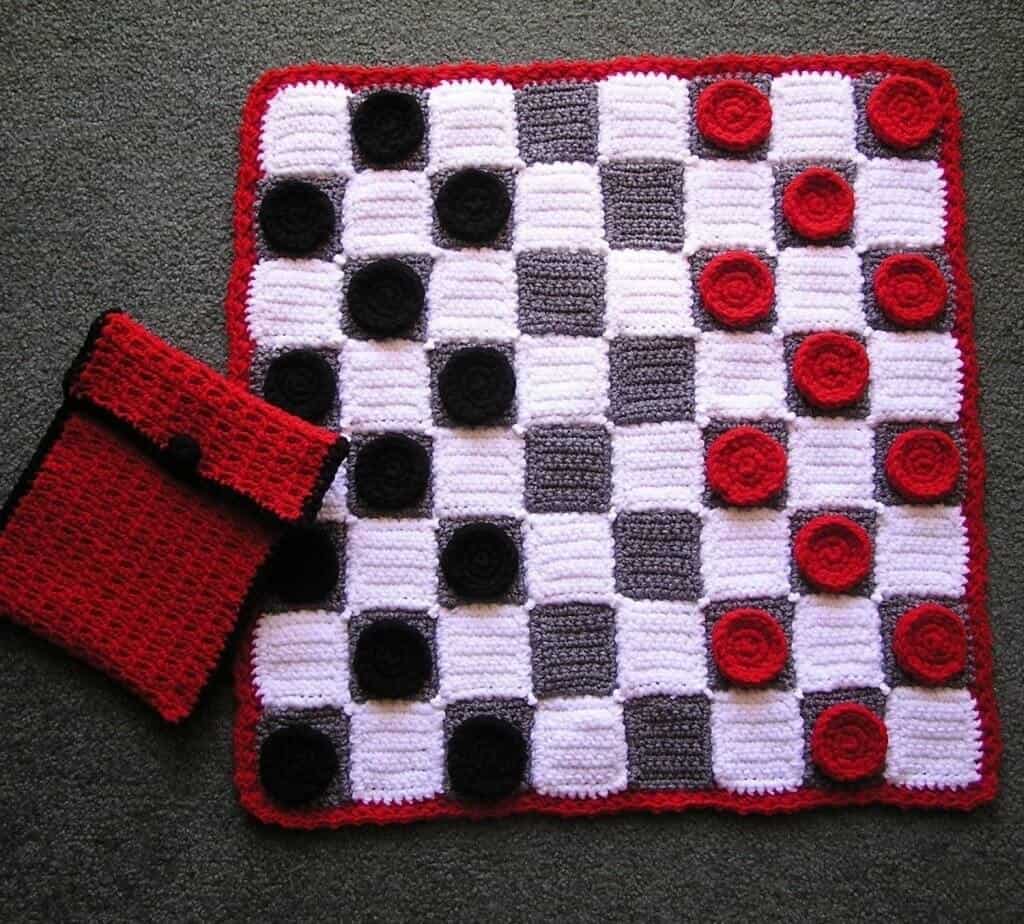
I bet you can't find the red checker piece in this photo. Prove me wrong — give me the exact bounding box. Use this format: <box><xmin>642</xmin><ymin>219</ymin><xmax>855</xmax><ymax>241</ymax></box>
<box><xmin>811</xmin><ymin>703</ymin><xmax>888</xmax><ymax>782</ymax></box>
<box><xmin>706</xmin><ymin>426</ymin><xmax>787</xmax><ymax>506</ymax></box>
<box><xmin>885</xmin><ymin>427</ymin><xmax>960</xmax><ymax>502</ymax></box>
<box><xmin>711</xmin><ymin>607</ymin><xmax>788</xmax><ymax>686</ymax></box>
<box><xmin>782</xmin><ymin>167</ymin><xmax>855</xmax><ymax>241</ymax></box>
<box><xmin>698</xmin><ymin>251</ymin><xmax>774</xmax><ymax>329</ymax></box>
<box><xmin>874</xmin><ymin>254</ymin><xmax>947</xmax><ymax>329</ymax></box>
<box><xmin>792</xmin><ymin>332</ymin><xmax>869</xmax><ymax>410</ymax></box>
<box><xmin>695</xmin><ymin>79</ymin><xmax>772</xmax><ymax>152</ymax></box>
<box><xmin>867</xmin><ymin>75</ymin><xmax>942</xmax><ymax>150</ymax></box>
<box><xmin>795</xmin><ymin>514</ymin><xmax>872</xmax><ymax>593</ymax></box>
<box><xmin>893</xmin><ymin>603</ymin><xmax>968</xmax><ymax>684</ymax></box>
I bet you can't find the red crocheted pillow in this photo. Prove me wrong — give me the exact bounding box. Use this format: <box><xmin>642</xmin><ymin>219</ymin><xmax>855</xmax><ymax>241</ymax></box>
<box><xmin>0</xmin><ymin>312</ymin><xmax>346</xmax><ymax>721</ymax></box>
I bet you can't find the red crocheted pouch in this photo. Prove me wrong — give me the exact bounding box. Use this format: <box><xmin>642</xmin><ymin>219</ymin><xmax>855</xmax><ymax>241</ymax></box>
<box><xmin>0</xmin><ymin>311</ymin><xmax>346</xmax><ymax>721</ymax></box>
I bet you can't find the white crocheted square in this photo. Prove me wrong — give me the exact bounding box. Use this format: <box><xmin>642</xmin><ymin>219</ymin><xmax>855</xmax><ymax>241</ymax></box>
<box><xmin>531</xmin><ymin>696</ymin><xmax>628</xmax><ymax>797</ymax></box>
<box><xmin>348</xmin><ymin>702</ymin><xmax>445</xmax><ymax>803</ymax></box>
<box><xmin>426</xmin><ymin>250</ymin><xmax>518</xmax><ymax>340</ymax></box>
<box><xmin>597</xmin><ymin>73</ymin><xmax>690</xmax><ymax>162</ymax></box>
<box><xmin>885</xmin><ymin>688</ymin><xmax>983</xmax><ymax>788</ymax></box>
<box><xmin>427</xmin><ymin>80</ymin><xmax>520</xmax><ymax>170</ymax></box>
<box><xmin>260</xmin><ymin>82</ymin><xmax>353</xmax><ymax>177</ymax></box>
<box><xmin>695</xmin><ymin>331</ymin><xmax>787</xmax><ymax>420</ymax></box>
<box><xmin>517</xmin><ymin>335</ymin><xmax>609</xmax><ymax>424</ymax></box>
<box><xmin>875</xmin><ymin>505</ymin><xmax>968</xmax><ymax>599</ymax></box>
<box><xmin>341</xmin><ymin>170</ymin><xmax>433</xmax><ymax>256</ymax></box>
<box><xmin>868</xmin><ymin>331</ymin><xmax>962</xmax><ymax>423</ymax></box>
<box><xmin>339</xmin><ymin>339</ymin><xmax>430</xmax><ymax>429</ymax></box>
<box><xmin>252</xmin><ymin>610</ymin><xmax>350</xmax><ymax>710</ymax></box>
<box><xmin>246</xmin><ymin>259</ymin><xmax>343</xmax><ymax>349</ymax></box>
<box><xmin>615</xmin><ymin>600</ymin><xmax>707</xmax><ymax>698</ymax></box>
<box><xmin>605</xmin><ymin>249</ymin><xmax>694</xmax><ymax>337</ymax></box>
<box><xmin>792</xmin><ymin>595</ymin><xmax>884</xmax><ymax>693</ymax></box>
<box><xmin>854</xmin><ymin>159</ymin><xmax>947</xmax><ymax>250</ymax></box>
<box><xmin>768</xmin><ymin>72</ymin><xmax>857</xmax><ymax>162</ymax></box>
<box><xmin>514</xmin><ymin>163</ymin><xmax>606</xmax><ymax>250</ymax></box>
<box><xmin>612</xmin><ymin>421</ymin><xmax>703</xmax><ymax>511</ymax></box>
<box><xmin>711</xmin><ymin>690</ymin><xmax>805</xmax><ymax>793</ymax></box>
<box><xmin>345</xmin><ymin>519</ymin><xmax>438</xmax><ymax>609</ymax></box>
<box><xmin>775</xmin><ymin>247</ymin><xmax>866</xmax><ymax>334</ymax></box>
<box><xmin>437</xmin><ymin>606</ymin><xmax>532</xmax><ymax>701</ymax></box>
<box><xmin>683</xmin><ymin>160</ymin><xmax>774</xmax><ymax>255</ymax></box>
<box><xmin>317</xmin><ymin>464</ymin><xmax>347</xmax><ymax>522</ymax></box>
<box><xmin>525</xmin><ymin>513</ymin><xmax>615</xmax><ymax>605</ymax></box>
<box><xmin>788</xmin><ymin>418</ymin><xmax>875</xmax><ymax>508</ymax></box>
<box><xmin>700</xmin><ymin>508</ymin><xmax>791</xmax><ymax>601</ymax></box>
<box><xmin>432</xmin><ymin>429</ymin><xmax>525</xmax><ymax>517</ymax></box>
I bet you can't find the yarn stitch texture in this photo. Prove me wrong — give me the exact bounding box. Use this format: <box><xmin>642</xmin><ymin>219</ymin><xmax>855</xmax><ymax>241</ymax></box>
<box><xmin>224</xmin><ymin>55</ymin><xmax>999</xmax><ymax>826</ymax></box>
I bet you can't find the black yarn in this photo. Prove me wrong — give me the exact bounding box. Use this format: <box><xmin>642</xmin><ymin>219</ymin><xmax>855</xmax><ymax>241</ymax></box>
<box><xmin>265</xmin><ymin>523</ymin><xmax>339</xmax><ymax>604</ymax></box>
<box><xmin>353</xmin><ymin>434</ymin><xmax>429</xmax><ymax>511</ymax></box>
<box><xmin>263</xmin><ymin>350</ymin><xmax>336</xmax><ymax>423</ymax></box>
<box><xmin>441</xmin><ymin>522</ymin><xmax>519</xmax><ymax>601</ymax></box>
<box><xmin>258</xmin><ymin>180</ymin><xmax>334</xmax><ymax>256</ymax></box>
<box><xmin>447</xmin><ymin>715</ymin><xmax>527</xmax><ymax>802</ymax></box>
<box><xmin>259</xmin><ymin>724</ymin><xmax>338</xmax><ymax>806</ymax></box>
<box><xmin>351</xmin><ymin>90</ymin><xmax>425</xmax><ymax>166</ymax></box>
<box><xmin>353</xmin><ymin>619</ymin><xmax>432</xmax><ymax>699</ymax></box>
<box><xmin>438</xmin><ymin>347</ymin><xmax>516</xmax><ymax>425</ymax></box>
<box><xmin>435</xmin><ymin>169</ymin><xmax>511</xmax><ymax>243</ymax></box>
<box><xmin>165</xmin><ymin>434</ymin><xmax>201</xmax><ymax>474</ymax></box>
<box><xmin>347</xmin><ymin>259</ymin><xmax>425</xmax><ymax>338</ymax></box>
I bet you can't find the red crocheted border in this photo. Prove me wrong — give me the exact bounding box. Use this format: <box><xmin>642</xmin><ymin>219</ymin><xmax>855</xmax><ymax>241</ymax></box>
<box><xmin>226</xmin><ymin>54</ymin><xmax>999</xmax><ymax>826</ymax></box>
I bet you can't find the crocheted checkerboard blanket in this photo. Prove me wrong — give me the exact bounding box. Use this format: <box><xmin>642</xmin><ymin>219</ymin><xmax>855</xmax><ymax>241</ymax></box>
<box><xmin>225</xmin><ymin>55</ymin><xmax>999</xmax><ymax>826</ymax></box>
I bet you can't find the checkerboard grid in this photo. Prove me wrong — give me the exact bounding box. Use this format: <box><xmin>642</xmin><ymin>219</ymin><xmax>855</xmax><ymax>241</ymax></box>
<box><xmin>247</xmin><ymin>70</ymin><xmax>981</xmax><ymax>807</ymax></box>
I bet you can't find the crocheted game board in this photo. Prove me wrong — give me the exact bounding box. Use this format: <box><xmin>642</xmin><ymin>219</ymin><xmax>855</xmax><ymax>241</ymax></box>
<box><xmin>226</xmin><ymin>55</ymin><xmax>999</xmax><ymax>827</ymax></box>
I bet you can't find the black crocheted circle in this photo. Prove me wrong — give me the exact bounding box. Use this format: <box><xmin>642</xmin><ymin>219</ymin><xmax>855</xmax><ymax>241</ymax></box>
<box><xmin>259</xmin><ymin>724</ymin><xmax>338</xmax><ymax>806</ymax></box>
<box><xmin>263</xmin><ymin>350</ymin><xmax>336</xmax><ymax>423</ymax></box>
<box><xmin>354</xmin><ymin>619</ymin><xmax>432</xmax><ymax>700</ymax></box>
<box><xmin>352</xmin><ymin>90</ymin><xmax>425</xmax><ymax>166</ymax></box>
<box><xmin>438</xmin><ymin>347</ymin><xmax>516</xmax><ymax>425</ymax></box>
<box><xmin>258</xmin><ymin>180</ymin><xmax>334</xmax><ymax>256</ymax></box>
<box><xmin>447</xmin><ymin>715</ymin><xmax>527</xmax><ymax>802</ymax></box>
<box><xmin>441</xmin><ymin>522</ymin><xmax>519</xmax><ymax>601</ymax></box>
<box><xmin>347</xmin><ymin>259</ymin><xmax>425</xmax><ymax>338</ymax></box>
<box><xmin>435</xmin><ymin>169</ymin><xmax>511</xmax><ymax>243</ymax></box>
<box><xmin>265</xmin><ymin>524</ymin><xmax>339</xmax><ymax>604</ymax></box>
<box><xmin>165</xmin><ymin>434</ymin><xmax>201</xmax><ymax>473</ymax></box>
<box><xmin>354</xmin><ymin>434</ymin><xmax>429</xmax><ymax>511</ymax></box>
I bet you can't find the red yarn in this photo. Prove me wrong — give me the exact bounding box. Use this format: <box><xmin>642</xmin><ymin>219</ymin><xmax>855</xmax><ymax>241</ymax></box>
<box><xmin>711</xmin><ymin>608</ymin><xmax>788</xmax><ymax>686</ymax></box>
<box><xmin>698</xmin><ymin>251</ymin><xmax>774</xmax><ymax>329</ymax></box>
<box><xmin>867</xmin><ymin>75</ymin><xmax>942</xmax><ymax>150</ymax></box>
<box><xmin>695</xmin><ymin>79</ymin><xmax>772</xmax><ymax>152</ymax></box>
<box><xmin>782</xmin><ymin>167</ymin><xmax>855</xmax><ymax>241</ymax></box>
<box><xmin>893</xmin><ymin>603</ymin><xmax>969</xmax><ymax>684</ymax></box>
<box><xmin>706</xmin><ymin>426</ymin><xmax>787</xmax><ymax>506</ymax></box>
<box><xmin>811</xmin><ymin>704</ymin><xmax>888</xmax><ymax>782</ymax></box>
<box><xmin>791</xmin><ymin>332</ymin><xmax>869</xmax><ymax>410</ymax></box>
<box><xmin>885</xmin><ymin>428</ymin><xmax>961</xmax><ymax>502</ymax></box>
<box><xmin>874</xmin><ymin>254</ymin><xmax>947</xmax><ymax>328</ymax></box>
<box><xmin>794</xmin><ymin>515</ymin><xmax>872</xmax><ymax>593</ymax></box>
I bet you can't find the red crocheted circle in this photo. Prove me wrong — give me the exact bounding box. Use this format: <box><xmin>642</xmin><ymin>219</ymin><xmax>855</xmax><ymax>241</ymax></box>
<box><xmin>791</xmin><ymin>332</ymin><xmax>869</xmax><ymax>410</ymax></box>
<box><xmin>711</xmin><ymin>608</ymin><xmax>788</xmax><ymax>686</ymax></box>
<box><xmin>782</xmin><ymin>167</ymin><xmax>855</xmax><ymax>241</ymax></box>
<box><xmin>873</xmin><ymin>254</ymin><xmax>947</xmax><ymax>328</ymax></box>
<box><xmin>867</xmin><ymin>75</ymin><xmax>942</xmax><ymax>150</ymax></box>
<box><xmin>885</xmin><ymin>428</ymin><xmax>960</xmax><ymax>502</ymax></box>
<box><xmin>811</xmin><ymin>703</ymin><xmax>888</xmax><ymax>782</ymax></box>
<box><xmin>706</xmin><ymin>426</ymin><xmax>787</xmax><ymax>506</ymax></box>
<box><xmin>794</xmin><ymin>515</ymin><xmax>872</xmax><ymax>593</ymax></box>
<box><xmin>893</xmin><ymin>603</ymin><xmax>968</xmax><ymax>684</ymax></box>
<box><xmin>695</xmin><ymin>79</ymin><xmax>772</xmax><ymax>152</ymax></box>
<box><xmin>698</xmin><ymin>251</ymin><xmax>775</xmax><ymax>329</ymax></box>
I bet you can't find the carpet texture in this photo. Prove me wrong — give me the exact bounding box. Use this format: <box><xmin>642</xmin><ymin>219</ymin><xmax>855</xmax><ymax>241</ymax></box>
<box><xmin>0</xmin><ymin>1</ymin><xmax>1021</xmax><ymax>921</ymax></box>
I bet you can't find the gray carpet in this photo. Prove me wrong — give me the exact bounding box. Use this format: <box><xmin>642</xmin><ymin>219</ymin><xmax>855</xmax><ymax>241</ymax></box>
<box><xmin>1</xmin><ymin>1</ymin><xmax>1021</xmax><ymax>920</ymax></box>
